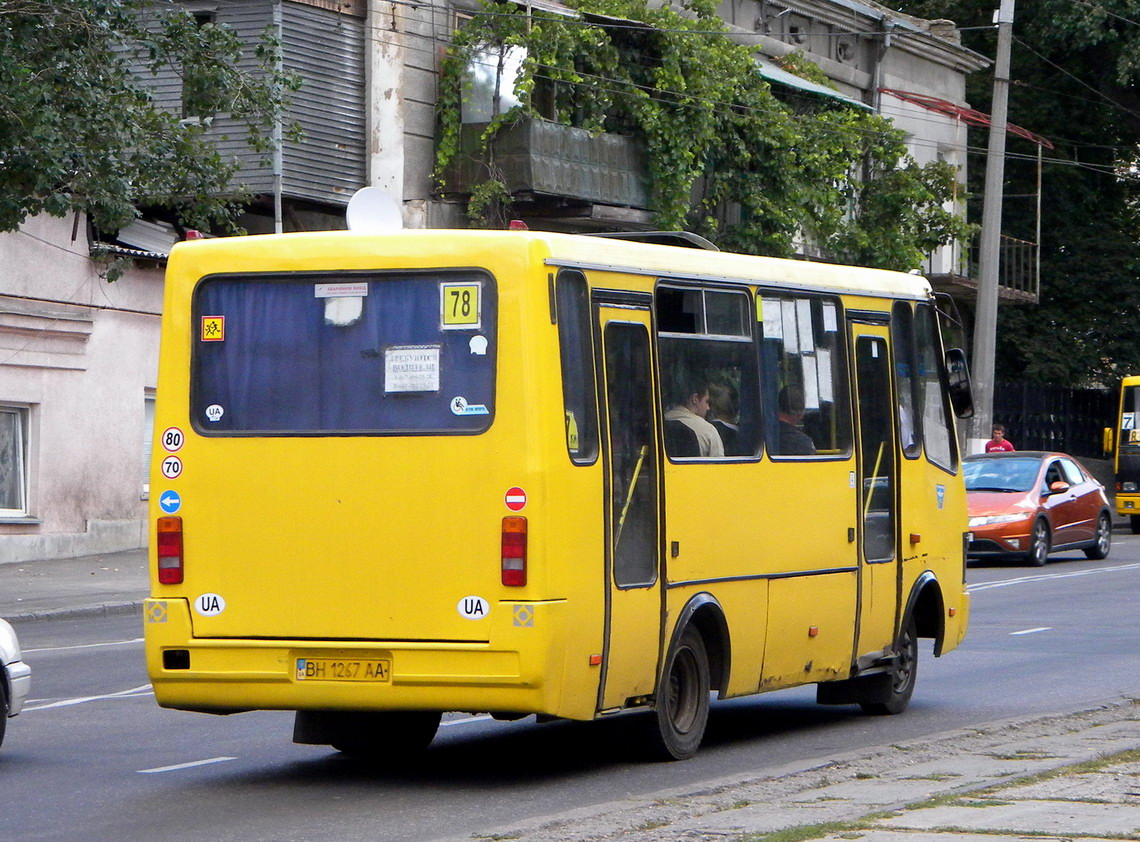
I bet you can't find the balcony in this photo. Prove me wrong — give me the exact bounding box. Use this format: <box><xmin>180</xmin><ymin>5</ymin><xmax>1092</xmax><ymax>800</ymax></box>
<box><xmin>925</xmin><ymin>233</ymin><xmax>1039</xmax><ymax>304</ymax></box>
<box><xmin>445</xmin><ymin>118</ymin><xmax>653</xmax><ymax>229</ymax></box>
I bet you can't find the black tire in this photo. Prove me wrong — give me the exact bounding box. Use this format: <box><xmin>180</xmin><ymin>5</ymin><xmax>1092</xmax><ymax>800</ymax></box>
<box><xmin>1084</xmin><ymin>512</ymin><xmax>1112</xmax><ymax>560</ymax></box>
<box><xmin>329</xmin><ymin>710</ymin><xmax>442</xmax><ymax>758</ymax></box>
<box><xmin>1026</xmin><ymin>518</ymin><xmax>1050</xmax><ymax>567</ymax></box>
<box><xmin>0</xmin><ymin>674</ymin><xmax>8</xmax><ymax>750</ymax></box>
<box><xmin>647</xmin><ymin>627</ymin><xmax>710</xmax><ymax>761</ymax></box>
<box><xmin>860</xmin><ymin>617</ymin><xmax>918</xmax><ymax>716</ymax></box>
<box><xmin>1129</xmin><ymin>515</ymin><xmax>1140</xmax><ymax>535</ymax></box>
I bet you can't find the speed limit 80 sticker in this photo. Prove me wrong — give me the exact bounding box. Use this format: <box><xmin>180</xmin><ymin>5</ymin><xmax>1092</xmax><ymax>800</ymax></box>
<box><xmin>160</xmin><ymin>426</ymin><xmax>185</xmax><ymax>452</ymax></box>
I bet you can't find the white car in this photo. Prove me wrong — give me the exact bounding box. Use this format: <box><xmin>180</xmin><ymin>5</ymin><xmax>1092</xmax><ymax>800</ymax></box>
<box><xmin>0</xmin><ymin>618</ymin><xmax>31</xmax><ymax>749</ymax></box>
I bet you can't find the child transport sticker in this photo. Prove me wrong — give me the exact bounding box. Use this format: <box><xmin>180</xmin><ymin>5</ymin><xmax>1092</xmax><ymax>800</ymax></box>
<box><xmin>201</xmin><ymin>316</ymin><xmax>225</xmax><ymax>341</ymax></box>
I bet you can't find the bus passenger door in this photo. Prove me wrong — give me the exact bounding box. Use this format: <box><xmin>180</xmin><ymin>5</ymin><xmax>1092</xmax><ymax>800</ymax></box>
<box><xmin>596</xmin><ymin>307</ymin><xmax>663</xmax><ymax>711</ymax></box>
<box><xmin>850</xmin><ymin>325</ymin><xmax>900</xmax><ymax>659</ymax></box>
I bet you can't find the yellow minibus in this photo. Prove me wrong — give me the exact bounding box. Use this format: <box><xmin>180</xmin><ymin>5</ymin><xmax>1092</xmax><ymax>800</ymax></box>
<box><xmin>1107</xmin><ymin>374</ymin><xmax>1140</xmax><ymax>533</ymax></box>
<box><xmin>144</xmin><ymin>226</ymin><xmax>972</xmax><ymax>760</ymax></box>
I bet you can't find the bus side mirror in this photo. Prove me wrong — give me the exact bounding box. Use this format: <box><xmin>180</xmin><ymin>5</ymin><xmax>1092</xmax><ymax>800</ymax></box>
<box><xmin>945</xmin><ymin>348</ymin><xmax>974</xmax><ymax>419</ymax></box>
<box><xmin>1103</xmin><ymin>427</ymin><xmax>1114</xmax><ymax>456</ymax></box>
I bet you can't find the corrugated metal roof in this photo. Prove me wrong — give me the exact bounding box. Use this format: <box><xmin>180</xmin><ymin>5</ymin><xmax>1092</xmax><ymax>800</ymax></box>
<box><xmin>756</xmin><ymin>59</ymin><xmax>871</xmax><ymax>110</ymax></box>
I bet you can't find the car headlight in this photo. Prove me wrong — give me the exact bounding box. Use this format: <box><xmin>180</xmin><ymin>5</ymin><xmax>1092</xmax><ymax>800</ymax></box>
<box><xmin>968</xmin><ymin>512</ymin><xmax>1033</xmax><ymax>527</ymax></box>
<box><xmin>1123</xmin><ymin>482</ymin><xmax>1138</xmax><ymax>492</ymax></box>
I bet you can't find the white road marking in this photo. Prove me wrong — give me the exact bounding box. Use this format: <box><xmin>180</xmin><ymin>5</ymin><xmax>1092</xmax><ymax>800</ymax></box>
<box><xmin>969</xmin><ymin>561</ymin><xmax>1140</xmax><ymax>592</ymax></box>
<box><xmin>23</xmin><ymin>637</ymin><xmax>144</xmax><ymax>654</ymax></box>
<box><xmin>1010</xmin><ymin>627</ymin><xmax>1052</xmax><ymax>635</ymax></box>
<box><xmin>440</xmin><ymin>713</ymin><xmax>493</xmax><ymax>728</ymax></box>
<box><xmin>138</xmin><ymin>757</ymin><xmax>237</xmax><ymax>774</ymax></box>
<box><xmin>25</xmin><ymin>684</ymin><xmax>154</xmax><ymax>711</ymax></box>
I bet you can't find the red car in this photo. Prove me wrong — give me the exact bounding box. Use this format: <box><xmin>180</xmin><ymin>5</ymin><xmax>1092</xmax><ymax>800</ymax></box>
<box><xmin>965</xmin><ymin>451</ymin><xmax>1112</xmax><ymax>566</ymax></box>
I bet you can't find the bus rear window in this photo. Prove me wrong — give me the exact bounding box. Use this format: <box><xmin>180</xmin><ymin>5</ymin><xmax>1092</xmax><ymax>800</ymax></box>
<box><xmin>191</xmin><ymin>272</ymin><xmax>496</xmax><ymax>435</ymax></box>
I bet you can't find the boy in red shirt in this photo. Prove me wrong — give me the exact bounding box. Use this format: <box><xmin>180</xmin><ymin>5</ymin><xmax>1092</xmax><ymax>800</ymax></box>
<box><xmin>985</xmin><ymin>423</ymin><xmax>1015</xmax><ymax>452</ymax></box>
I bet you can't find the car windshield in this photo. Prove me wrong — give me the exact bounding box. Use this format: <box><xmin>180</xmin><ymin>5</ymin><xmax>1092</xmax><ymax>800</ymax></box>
<box><xmin>964</xmin><ymin>457</ymin><xmax>1041</xmax><ymax>493</ymax></box>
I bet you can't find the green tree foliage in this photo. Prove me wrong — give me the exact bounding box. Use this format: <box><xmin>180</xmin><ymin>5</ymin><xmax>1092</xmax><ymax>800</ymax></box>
<box><xmin>895</xmin><ymin>0</ymin><xmax>1140</xmax><ymax>386</ymax></box>
<box><xmin>0</xmin><ymin>0</ymin><xmax>299</xmax><ymax>237</ymax></box>
<box><xmin>436</xmin><ymin>0</ymin><xmax>972</xmax><ymax>271</ymax></box>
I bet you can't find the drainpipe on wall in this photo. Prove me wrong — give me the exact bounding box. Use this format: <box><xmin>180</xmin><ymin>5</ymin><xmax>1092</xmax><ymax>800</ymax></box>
<box><xmin>273</xmin><ymin>0</ymin><xmax>284</xmax><ymax>234</ymax></box>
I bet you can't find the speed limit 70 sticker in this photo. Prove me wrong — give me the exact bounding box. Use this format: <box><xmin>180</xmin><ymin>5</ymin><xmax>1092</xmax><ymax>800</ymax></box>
<box><xmin>160</xmin><ymin>455</ymin><xmax>183</xmax><ymax>480</ymax></box>
<box><xmin>160</xmin><ymin>427</ymin><xmax>184</xmax><ymax>452</ymax></box>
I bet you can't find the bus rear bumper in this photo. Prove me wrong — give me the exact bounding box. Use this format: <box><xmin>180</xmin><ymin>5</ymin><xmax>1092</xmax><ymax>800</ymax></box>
<box><xmin>143</xmin><ymin>598</ymin><xmax>575</xmax><ymax>719</ymax></box>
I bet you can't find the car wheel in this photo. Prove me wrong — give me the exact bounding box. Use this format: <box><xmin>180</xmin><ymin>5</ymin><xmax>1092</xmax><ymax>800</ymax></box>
<box><xmin>1130</xmin><ymin>515</ymin><xmax>1140</xmax><ymax>535</ymax></box>
<box><xmin>0</xmin><ymin>674</ymin><xmax>8</xmax><ymax>750</ymax></box>
<box><xmin>1084</xmin><ymin>512</ymin><xmax>1112</xmax><ymax>560</ymax></box>
<box><xmin>647</xmin><ymin>627</ymin><xmax>710</xmax><ymax>761</ymax></box>
<box><xmin>860</xmin><ymin>616</ymin><xmax>918</xmax><ymax>716</ymax></box>
<box><xmin>1026</xmin><ymin>518</ymin><xmax>1050</xmax><ymax>566</ymax></box>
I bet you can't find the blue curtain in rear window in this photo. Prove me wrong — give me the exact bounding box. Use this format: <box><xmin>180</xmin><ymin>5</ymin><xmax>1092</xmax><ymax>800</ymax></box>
<box><xmin>191</xmin><ymin>273</ymin><xmax>496</xmax><ymax>434</ymax></box>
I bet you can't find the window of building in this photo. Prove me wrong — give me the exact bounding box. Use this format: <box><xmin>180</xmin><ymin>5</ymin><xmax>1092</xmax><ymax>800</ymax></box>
<box><xmin>760</xmin><ymin>294</ymin><xmax>851</xmax><ymax>458</ymax></box>
<box><xmin>142</xmin><ymin>391</ymin><xmax>156</xmax><ymax>499</ymax></box>
<box><xmin>0</xmin><ymin>405</ymin><xmax>29</xmax><ymax>517</ymax></box>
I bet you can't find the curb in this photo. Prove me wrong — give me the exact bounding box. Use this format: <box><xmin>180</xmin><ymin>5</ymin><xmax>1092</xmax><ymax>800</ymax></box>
<box><xmin>6</xmin><ymin>600</ymin><xmax>144</xmax><ymax>623</ymax></box>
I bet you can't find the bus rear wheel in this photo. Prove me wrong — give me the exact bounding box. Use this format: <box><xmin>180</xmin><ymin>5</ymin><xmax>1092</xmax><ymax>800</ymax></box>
<box><xmin>860</xmin><ymin>617</ymin><xmax>918</xmax><ymax>716</ymax></box>
<box><xmin>295</xmin><ymin>710</ymin><xmax>441</xmax><ymax>759</ymax></box>
<box><xmin>648</xmin><ymin>627</ymin><xmax>710</xmax><ymax>761</ymax></box>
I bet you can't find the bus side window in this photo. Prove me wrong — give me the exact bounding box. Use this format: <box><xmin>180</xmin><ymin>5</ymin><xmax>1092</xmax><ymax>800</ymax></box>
<box><xmin>556</xmin><ymin>271</ymin><xmax>599</xmax><ymax>463</ymax></box>
<box><xmin>760</xmin><ymin>294</ymin><xmax>851</xmax><ymax>458</ymax></box>
<box><xmin>656</xmin><ymin>285</ymin><xmax>759</xmax><ymax>460</ymax></box>
<box><xmin>914</xmin><ymin>303</ymin><xmax>957</xmax><ymax>471</ymax></box>
<box><xmin>892</xmin><ymin>302</ymin><xmax>922</xmax><ymax>459</ymax></box>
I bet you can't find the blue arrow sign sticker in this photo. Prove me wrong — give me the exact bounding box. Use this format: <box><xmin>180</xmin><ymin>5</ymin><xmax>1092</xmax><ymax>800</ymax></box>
<box><xmin>159</xmin><ymin>490</ymin><xmax>182</xmax><ymax>514</ymax></box>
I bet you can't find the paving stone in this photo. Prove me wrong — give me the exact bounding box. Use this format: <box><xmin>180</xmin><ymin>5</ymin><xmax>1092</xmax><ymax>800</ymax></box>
<box><xmin>876</xmin><ymin>799</ymin><xmax>1140</xmax><ymax>836</ymax></box>
<box><xmin>1002</xmin><ymin>771</ymin><xmax>1140</xmax><ymax>802</ymax></box>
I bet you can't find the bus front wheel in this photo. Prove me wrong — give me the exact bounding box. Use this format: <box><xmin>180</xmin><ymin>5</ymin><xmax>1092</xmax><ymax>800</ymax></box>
<box><xmin>648</xmin><ymin>627</ymin><xmax>710</xmax><ymax>761</ymax></box>
<box><xmin>1130</xmin><ymin>515</ymin><xmax>1140</xmax><ymax>535</ymax></box>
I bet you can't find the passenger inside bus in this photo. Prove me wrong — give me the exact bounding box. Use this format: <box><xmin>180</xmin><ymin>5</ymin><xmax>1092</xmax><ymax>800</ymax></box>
<box><xmin>664</xmin><ymin>377</ymin><xmax>725</xmax><ymax>458</ymax></box>
<box><xmin>776</xmin><ymin>385</ymin><xmax>817</xmax><ymax>456</ymax></box>
<box><xmin>707</xmin><ymin>382</ymin><xmax>741</xmax><ymax>456</ymax></box>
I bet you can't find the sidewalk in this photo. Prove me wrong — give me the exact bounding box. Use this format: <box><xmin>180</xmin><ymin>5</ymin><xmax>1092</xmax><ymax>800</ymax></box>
<box><xmin>2</xmin><ymin>551</ymin><xmax>1137</xmax><ymax>842</ymax></box>
<box><xmin>0</xmin><ymin>547</ymin><xmax>149</xmax><ymax>621</ymax></box>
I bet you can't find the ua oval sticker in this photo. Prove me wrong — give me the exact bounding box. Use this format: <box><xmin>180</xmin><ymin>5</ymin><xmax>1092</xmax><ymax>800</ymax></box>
<box><xmin>458</xmin><ymin>595</ymin><xmax>489</xmax><ymax>620</ymax></box>
<box><xmin>194</xmin><ymin>593</ymin><xmax>226</xmax><ymax>617</ymax></box>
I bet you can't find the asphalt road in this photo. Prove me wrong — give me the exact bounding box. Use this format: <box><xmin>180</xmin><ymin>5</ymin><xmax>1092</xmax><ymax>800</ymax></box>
<box><xmin>3</xmin><ymin>540</ymin><xmax>1139</xmax><ymax>842</ymax></box>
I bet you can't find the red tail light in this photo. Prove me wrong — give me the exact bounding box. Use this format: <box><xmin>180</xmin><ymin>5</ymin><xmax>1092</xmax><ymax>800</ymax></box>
<box><xmin>157</xmin><ymin>516</ymin><xmax>184</xmax><ymax>584</ymax></box>
<box><xmin>501</xmin><ymin>516</ymin><xmax>527</xmax><ymax>586</ymax></box>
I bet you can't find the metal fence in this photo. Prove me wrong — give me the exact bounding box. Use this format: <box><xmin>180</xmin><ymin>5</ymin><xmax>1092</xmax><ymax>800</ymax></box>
<box><xmin>991</xmin><ymin>381</ymin><xmax>1114</xmax><ymax>459</ymax></box>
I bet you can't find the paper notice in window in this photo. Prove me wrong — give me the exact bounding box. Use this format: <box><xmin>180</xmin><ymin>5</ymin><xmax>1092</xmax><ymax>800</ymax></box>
<box><xmin>763</xmin><ymin>298</ymin><xmax>783</xmax><ymax>340</ymax></box>
<box><xmin>385</xmin><ymin>345</ymin><xmax>441</xmax><ymax>393</ymax></box>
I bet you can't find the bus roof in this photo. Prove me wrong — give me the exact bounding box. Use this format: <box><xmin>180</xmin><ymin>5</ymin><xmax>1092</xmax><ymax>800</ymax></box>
<box><xmin>168</xmin><ymin>229</ymin><xmax>933</xmax><ymax>300</ymax></box>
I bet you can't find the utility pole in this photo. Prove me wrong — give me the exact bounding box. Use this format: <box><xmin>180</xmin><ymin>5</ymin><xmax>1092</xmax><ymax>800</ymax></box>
<box><xmin>968</xmin><ymin>0</ymin><xmax>1015</xmax><ymax>454</ymax></box>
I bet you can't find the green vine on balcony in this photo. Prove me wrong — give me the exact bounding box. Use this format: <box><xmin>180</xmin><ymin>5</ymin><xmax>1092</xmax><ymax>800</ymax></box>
<box><xmin>435</xmin><ymin>0</ymin><xmax>973</xmax><ymax>270</ymax></box>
